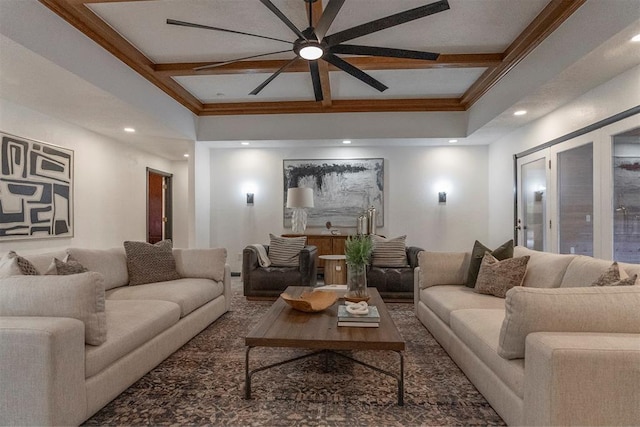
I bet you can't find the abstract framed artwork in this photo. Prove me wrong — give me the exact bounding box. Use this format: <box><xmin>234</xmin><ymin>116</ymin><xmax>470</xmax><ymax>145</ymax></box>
<box><xmin>0</xmin><ymin>132</ymin><xmax>74</xmax><ymax>240</ymax></box>
<box><xmin>283</xmin><ymin>158</ymin><xmax>384</xmax><ymax>228</ymax></box>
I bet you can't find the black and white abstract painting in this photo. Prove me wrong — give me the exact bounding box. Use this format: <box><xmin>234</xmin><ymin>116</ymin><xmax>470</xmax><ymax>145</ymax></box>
<box><xmin>0</xmin><ymin>133</ymin><xmax>73</xmax><ymax>240</ymax></box>
<box><xmin>283</xmin><ymin>158</ymin><xmax>384</xmax><ymax>228</ymax></box>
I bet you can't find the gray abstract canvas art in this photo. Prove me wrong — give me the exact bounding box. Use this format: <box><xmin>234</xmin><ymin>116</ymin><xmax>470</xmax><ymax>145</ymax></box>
<box><xmin>283</xmin><ymin>158</ymin><xmax>383</xmax><ymax>228</ymax></box>
<box><xmin>0</xmin><ymin>133</ymin><xmax>74</xmax><ymax>240</ymax></box>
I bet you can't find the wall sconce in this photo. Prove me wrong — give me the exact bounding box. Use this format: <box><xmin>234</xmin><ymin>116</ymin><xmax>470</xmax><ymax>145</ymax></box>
<box><xmin>438</xmin><ymin>192</ymin><xmax>447</xmax><ymax>204</ymax></box>
<box><xmin>534</xmin><ymin>190</ymin><xmax>543</xmax><ymax>202</ymax></box>
<box><xmin>246</xmin><ymin>193</ymin><xmax>254</xmax><ymax>205</ymax></box>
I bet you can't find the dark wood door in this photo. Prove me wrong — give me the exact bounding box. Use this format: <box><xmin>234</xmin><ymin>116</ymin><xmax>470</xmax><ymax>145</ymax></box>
<box><xmin>147</xmin><ymin>171</ymin><xmax>164</xmax><ymax>243</ymax></box>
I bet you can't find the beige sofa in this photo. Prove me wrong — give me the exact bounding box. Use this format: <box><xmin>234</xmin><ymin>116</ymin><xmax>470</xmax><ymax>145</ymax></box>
<box><xmin>0</xmin><ymin>247</ymin><xmax>231</xmax><ymax>426</ymax></box>
<box><xmin>415</xmin><ymin>246</ymin><xmax>640</xmax><ymax>426</ymax></box>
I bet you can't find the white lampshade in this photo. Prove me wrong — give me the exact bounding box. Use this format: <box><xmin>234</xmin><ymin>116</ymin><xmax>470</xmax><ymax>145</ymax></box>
<box><xmin>286</xmin><ymin>187</ymin><xmax>314</xmax><ymax>208</ymax></box>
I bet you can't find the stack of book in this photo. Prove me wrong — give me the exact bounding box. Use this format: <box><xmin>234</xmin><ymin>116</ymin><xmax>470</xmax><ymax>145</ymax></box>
<box><xmin>337</xmin><ymin>305</ymin><xmax>380</xmax><ymax>328</ymax></box>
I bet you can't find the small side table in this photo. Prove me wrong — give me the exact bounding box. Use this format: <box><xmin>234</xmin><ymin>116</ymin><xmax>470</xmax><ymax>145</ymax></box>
<box><xmin>319</xmin><ymin>254</ymin><xmax>347</xmax><ymax>285</ymax></box>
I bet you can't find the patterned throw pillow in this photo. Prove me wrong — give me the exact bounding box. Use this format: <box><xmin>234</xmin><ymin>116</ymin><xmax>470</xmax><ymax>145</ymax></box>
<box><xmin>591</xmin><ymin>262</ymin><xmax>634</xmax><ymax>286</ymax></box>
<box><xmin>124</xmin><ymin>240</ymin><xmax>181</xmax><ymax>286</ymax></box>
<box><xmin>268</xmin><ymin>234</ymin><xmax>306</xmax><ymax>267</ymax></box>
<box><xmin>371</xmin><ymin>235</ymin><xmax>408</xmax><ymax>267</ymax></box>
<box><xmin>45</xmin><ymin>254</ymin><xmax>89</xmax><ymax>275</ymax></box>
<box><xmin>466</xmin><ymin>239</ymin><xmax>514</xmax><ymax>288</ymax></box>
<box><xmin>8</xmin><ymin>251</ymin><xmax>40</xmax><ymax>275</ymax></box>
<box><xmin>474</xmin><ymin>252</ymin><xmax>530</xmax><ymax>298</ymax></box>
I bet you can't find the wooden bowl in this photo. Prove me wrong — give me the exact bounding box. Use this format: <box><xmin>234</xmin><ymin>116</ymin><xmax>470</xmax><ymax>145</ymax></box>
<box><xmin>280</xmin><ymin>290</ymin><xmax>338</xmax><ymax>313</ymax></box>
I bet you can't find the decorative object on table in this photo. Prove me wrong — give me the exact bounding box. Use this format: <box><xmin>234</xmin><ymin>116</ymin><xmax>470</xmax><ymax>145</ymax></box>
<box><xmin>280</xmin><ymin>290</ymin><xmax>337</xmax><ymax>312</ymax></box>
<box><xmin>344</xmin><ymin>234</ymin><xmax>373</xmax><ymax>302</ymax></box>
<box><xmin>283</xmin><ymin>158</ymin><xmax>383</xmax><ymax>228</ymax></box>
<box><xmin>367</xmin><ymin>206</ymin><xmax>378</xmax><ymax>235</ymax></box>
<box><xmin>286</xmin><ymin>187</ymin><xmax>314</xmax><ymax>233</ymax></box>
<box><xmin>338</xmin><ymin>302</ymin><xmax>380</xmax><ymax>327</ymax></box>
<box><xmin>0</xmin><ymin>132</ymin><xmax>74</xmax><ymax>241</ymax></box>
<box><xmin>357</xmin><ymin>212</ymin><xmax>368</xmax><ymax>235</ymax></box>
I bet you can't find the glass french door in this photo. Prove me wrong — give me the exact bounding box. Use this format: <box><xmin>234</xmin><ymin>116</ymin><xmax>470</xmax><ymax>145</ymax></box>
<box><xmin>516</xmin><ymin>150</ymin><xmax>550</xmax><ymax>250</ymax></box>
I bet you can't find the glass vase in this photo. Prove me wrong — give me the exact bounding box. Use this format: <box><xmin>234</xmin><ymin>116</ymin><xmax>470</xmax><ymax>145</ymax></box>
<box><xmin>345</xmin><ymin>263</ymin><xmax>369</xmax><ymax>302</ymax></box>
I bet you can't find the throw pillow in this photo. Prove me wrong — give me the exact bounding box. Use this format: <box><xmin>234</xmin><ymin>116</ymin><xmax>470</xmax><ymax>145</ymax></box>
<box><xmin>0</xmin><ymin>253</ymin><xmax>22</xmax><ymax>278</ymax></box>
<box><xmin>371</xmin><ymin>235</ymin><xmax>408</xmax><ymax>267</ymax></box>
<box><xmin>0</xmin><ymin>272</ymin><xmax>107</xmax><ymax>345</ymax></box>
<box><xmin>124</xmin><ymin>240</ymin><xmax>181</xmax><ymax>286</ymax></box>
<box><xmin>44</xmin><ymin>254</ymin><xmax>89</xmax><ymax>275</ymax></box>
<box><xmin>465</xmin><ymin>239</ymin><xmax>514</xmax><ymax>288</ymax></box>
<box><xmin>591</xmin><ymin>261</ymin><xmax>629</xmax><ymax>286</ymax></box>
<box><xmin>268</xmin><ymin>234</ymin><xmax>306</xmax><ymax>267</ymax></box>
<box><xmin>474</xmin><ymin>252</ymin><xmax>530</xmax><ymax>298</ymax></box>
<box><xmin>8</xmin><ymin>251</ymin><xmax>40</xmax><ymax>275</ymax></box>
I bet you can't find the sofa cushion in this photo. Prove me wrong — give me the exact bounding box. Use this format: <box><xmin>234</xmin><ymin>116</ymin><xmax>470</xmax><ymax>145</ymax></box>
<box><xmin>421</xmin><ymin>285</ymin><xmax>506</xmax><ymax>326</ymax></box>
<box><xmin>418</xmin><ymin>251</ymin><xmax>470</xmax><ymax>289</ymax></box>
<box><xmin>450</xmin><ymin>309</ymin><xmax>525</xmax><ymax>399</ymax></box>
<box><xmin>498</xmin><ymin>286</ymin><xmax>640</xmax><ymax>359</ymax></box>
<box><xmin>85</xmin><ymin>299</ymin><xmax>181</xmax><ymax>378</ymax></box>
<box><xmin>0</xmin><ymin>272</ymin><xmax>107</xmax><ymax>345</ymax></box>
<box><xmin>20</xmin><ymin>251</ymin><xmax>68</xmax><ymax>276</ymax></box>
<box><xmin>45</xmin><ymin>255</ymin><xmax>89</xmax><ymax>275</ymax></box>
<box><xmin>0</xmin><ymin>253</ymin><xmax>21</xmax><ymax>278</ymax></box>
<box><xmin>268</xmin><ymin>234</ymin><xmax>306</xmax><ymax>267</ymax></box>
<box><xmin>466</xmin><ymin>240</ymin><xmax>513</xmax><ymax>288</ymax></box>
<box><xmin>173</xmin><ymin>248</ymin><xmax>227</xmax><ymax>282</ymax></box>
<box><xmin>561</xmin><ymin>256</ymin><xmax>630</xmax><ymax>288</ymax></box>
<box><xmin>106</xmin><ymin>278</ymin><xmax>223</xmax><ymax>317</ymax></box>
<box><xmin>474</xmin><ymin>254</ymin><xmax>529</xmax><ymax>298</ymax></box>
<box><xmin>513</xmin><ymin>246</ymin><xmax>575</xmax><ymax>288</ymax></box>
<box><xmin>620</xmin><ymin>262</ymin><xmax>640</xmax><ymax>283</ymax></box>
<box><xmin>124</xmin><ymin>240</ymin><xmax>181</xmax><ymax>286</ymax></box>
<box><xmin>371</xmin><ymin>235</ymin><xmax>408</xmax><ymax>267</ymax></box>
<box><xmin>7</xmin><ymin>251</ymin><xmax>39</xmax><ymax>275</ymax></box>
<box><xmin>66</xmin><ymin>248</ymin><xmax>129</xmax><ymax>290</ymax></box>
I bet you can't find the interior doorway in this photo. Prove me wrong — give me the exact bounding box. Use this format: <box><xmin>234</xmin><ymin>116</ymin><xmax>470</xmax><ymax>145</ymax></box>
<box><xmin>147</xmin><ymin>168</ymin><xmax>173</xmax><ymax>244</ymax></box>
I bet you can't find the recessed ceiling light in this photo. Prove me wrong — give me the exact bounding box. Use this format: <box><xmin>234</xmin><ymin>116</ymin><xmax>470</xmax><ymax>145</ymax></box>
<box><xmin>631</xmin><ymin>34</ymin><xmax>640</xmax><ymax>42</ymax></box>
<box><xmin>124</xmin><ymin>127</ymin><xmax>135</xmax><ymax>133</ymax></box>
<box><xmin>183</xmin><ymin>153</ymin><xmax>189</xmax><ymax>158</ymax></box>
<box><xmin>342</xmin><ymin>140</ymin><xmax>352</xmax><ymax>144</ymax></box>
<box><xmin>241</xmin><ymin>142</ymin><xmax>250</xmax><ymax>146</ymax></box>
<box><xmin>448</xmin><ymin>139</ymin><xmax>458</xmax><ymax>143</ymax></box>
<box><xmin>514</xmin><ymin>110</ymin><xmax>527</xmax><ymax>116</ymax></box>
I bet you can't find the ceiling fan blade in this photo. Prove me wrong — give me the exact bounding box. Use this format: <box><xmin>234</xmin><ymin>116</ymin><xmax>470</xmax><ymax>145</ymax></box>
<box><xmin>167</xmin><ymin>19</ymin><xmax>292</xmax><ymax>44</ymax></box>
<box><xmin>309</xmin><ymin>60</ymin><xmax>323</xmax><ymax>102</ymax></box>
<box><xmin>249</xmin><ymin>57</ymin><xmax>299</xmax><ymax>95</ymax></box>
<box><xmin>314</xmin><ymin>0</ymin><xmax>345</xmax><ymax>41</ymax></box>
<box><xmin>330</xmin><ymin>44</ymin><xmax>439</xmax><ymax>61</ymax></box>
<box><xmin>324</xmin><ymin>54</ymin><xmax>388</xmax><ymax>92</ymax></box>
<box><xmin>194</xmin><ymin>50</ymin><xmax>292</xmax><ymax>71</ymax></box>
<box><xmin>324</xmin><ymin>0</ymin><xmax>450</xmax><ymax>46</ymax></box>
<box><xmin>259</xmin><ymin>0</ymin><xmax>308</xmax><ymax>41</ymax></box>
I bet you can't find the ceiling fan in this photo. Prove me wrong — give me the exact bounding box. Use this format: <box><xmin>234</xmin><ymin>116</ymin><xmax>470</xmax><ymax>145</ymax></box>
<box><xmin>167</xmin><ymin>0</ymin><xmax>450</xmax><ymax>101</ymax></box>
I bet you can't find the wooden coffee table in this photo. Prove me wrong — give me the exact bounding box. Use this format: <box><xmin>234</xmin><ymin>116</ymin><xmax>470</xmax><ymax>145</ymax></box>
<box><xmin>245</xmin><ymin>286</ymin><xmax>406</xmax><ymax>405</ymax></box>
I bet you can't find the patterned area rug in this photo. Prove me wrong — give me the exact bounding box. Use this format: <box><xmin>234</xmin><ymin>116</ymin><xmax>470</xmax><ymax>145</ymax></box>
<box><xmin>85</xmin><ymin>281</ymin><xmax>505</xmax><ymax>426</ymax></box>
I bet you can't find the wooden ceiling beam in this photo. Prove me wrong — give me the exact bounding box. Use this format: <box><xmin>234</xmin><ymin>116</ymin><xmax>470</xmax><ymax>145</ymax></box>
<box><xmin>39</xmin><ymin>0</ymin><xmax>203</xmax><ymax>114</ymax></box>
<box><xmin>310</xmin><ymin>0</ymin><xmax>332</xmax><ymax>107</ymax></box>
<box><xmin>200</xmin><ymin>98</ymin><xmax>465</xmax><ymax>116</ymax></box>
<box><xmin>461</xmin><ymin>0</ymin><xmax>586</xmax><ymax>107</ymax></box>
<box><xmin>154</xmin><ymin>53</ymin><xmax>503</xmax><ymax>76</ymax></box>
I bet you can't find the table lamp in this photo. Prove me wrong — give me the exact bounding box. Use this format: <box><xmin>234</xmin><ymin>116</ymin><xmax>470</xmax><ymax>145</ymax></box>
<box><xmin>286</xmin><ymin>187</ymin><xmax>314</xmax><ymax>233</ymax></box>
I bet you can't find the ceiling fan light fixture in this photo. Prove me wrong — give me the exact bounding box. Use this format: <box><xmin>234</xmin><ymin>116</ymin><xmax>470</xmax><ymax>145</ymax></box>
<box><xmin>295</xmin><ymin>39</ymin><xmax>324</xmax><ymax>60</ymax></box>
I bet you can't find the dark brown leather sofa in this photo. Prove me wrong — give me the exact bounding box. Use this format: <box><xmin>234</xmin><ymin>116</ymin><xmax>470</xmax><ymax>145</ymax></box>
<box><xmin>367</xmin><ymin>246</ymin><xmax>423</xmax><ymax>300</ymax></box>
<box><xmin>243</xmin><ymin>245</ymin><xmax>318</xmax><ymax>299</ymax></box>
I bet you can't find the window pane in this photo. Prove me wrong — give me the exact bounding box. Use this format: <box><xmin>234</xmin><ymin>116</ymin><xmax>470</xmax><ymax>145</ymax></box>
<box><xmin>521</xmin><ymin>158</ymin><xmax>546</xmax><ymax>251</ymax></box>
<box><xmin>613</xmin><ymin>132</ymin><xmax>640</xmax><ymax>263</ymax></box>
<box><xmin>558</xmin><ymin>143</ymin><xmax>593</xmax><ymax>256</ymax></box>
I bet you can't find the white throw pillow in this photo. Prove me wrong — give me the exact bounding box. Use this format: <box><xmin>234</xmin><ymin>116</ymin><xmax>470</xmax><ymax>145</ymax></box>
<box><xmin>371</xmin><ymin>235</ymin><xmax>408</xmax><ymax>267</ymax></box>
<box><xmin>268</xmin><ymin>234</ymin><xmax>306</xmax><ymax>267</ymax></box>
<box><xmin>0</xmin><ymin>253</ymin><xmax>22</xmax><ymax>278</ymax></box>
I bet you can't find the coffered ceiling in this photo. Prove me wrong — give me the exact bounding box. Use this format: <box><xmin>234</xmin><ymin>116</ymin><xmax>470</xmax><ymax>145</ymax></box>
<box><xmin>40</xmin><ymin>0</ymin><xmax>585</xmax><ymax>116</ymax></box>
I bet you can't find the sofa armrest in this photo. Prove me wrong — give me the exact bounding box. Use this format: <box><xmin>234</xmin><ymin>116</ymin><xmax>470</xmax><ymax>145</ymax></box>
<box><xmin>0</xmin><ymin>316</ymin><xmax>86</xmax><ymax>426</ymax></box>
<box><xmin>524</xmin><ymin>332</ymin><xmax>640</xmax><ymax>426</ymax></box>
<box><xmin>406</xmin><ymin>246</ymin><xmax>424</xmax><ymax>268</ymax></box>
<box><xmin>223</xmin><ymin>264</ymin><xmax>232</xmax><ymax>312</ymax></box>
<box><xmin>173</xmin><ymin>248</ymin><xmax>227</xmax><ymax>282</ymax></box>
<box><xmin>299</xmin><ymin>245</ymin><xmax>318</xmax><ymax>287</ymax></box>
